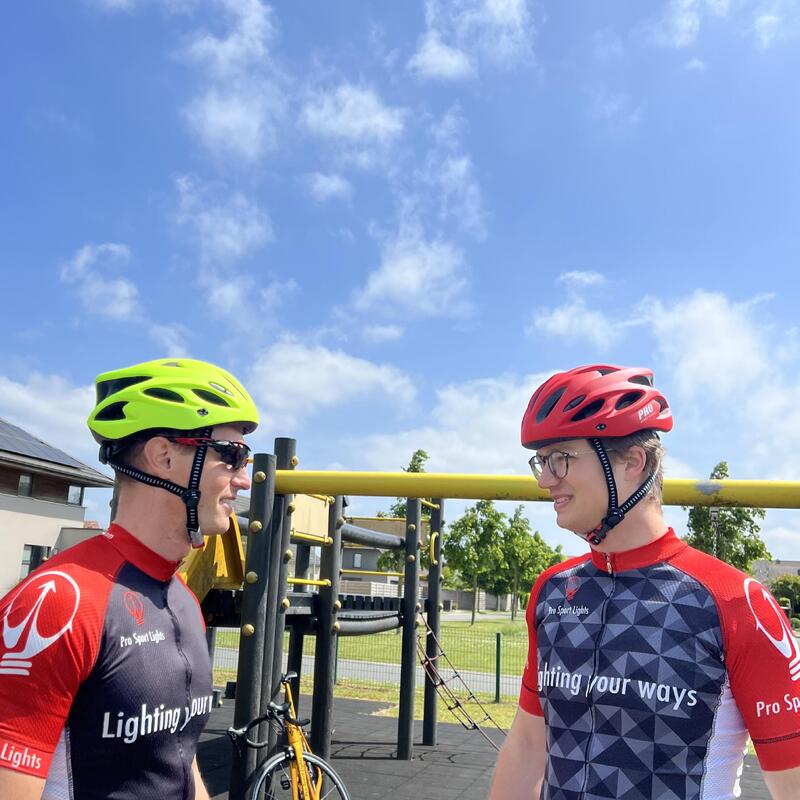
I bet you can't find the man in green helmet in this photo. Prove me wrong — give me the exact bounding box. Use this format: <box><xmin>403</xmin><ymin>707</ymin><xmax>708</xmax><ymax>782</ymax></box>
<box><xmin>0</xmin><ymin>358</ymin><xmax>259</xmax><ymax>800</ymax></box>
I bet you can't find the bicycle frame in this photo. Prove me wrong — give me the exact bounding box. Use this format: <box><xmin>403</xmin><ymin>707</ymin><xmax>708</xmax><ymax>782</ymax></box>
<box><xmin>281</xmin><ymin>678</ymin><xmax>321</xmax><ymax>800</ymax></box>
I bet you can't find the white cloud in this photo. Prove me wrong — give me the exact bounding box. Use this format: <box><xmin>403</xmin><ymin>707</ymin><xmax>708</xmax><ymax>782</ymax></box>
<box><xmin>684</xmin><ymin>57</ymin><xmax>707</xmax><ymax>71</ymax></box>
<box><xmin>408</xmin><ymin>31</ymin><xmax>474</xmax><ymax>80</ymax></box>
<box><xmin>60</xmin><ymin>243</ymin><xmax>139</xmax><ymax>320</ymax></box>
<box><xmin>150</xmin><ymin>323</ymin><xmax>190</xmax><ymax>356</ymax></box>
<box><xmin>175</xmin><ymin>174</ymin><xmax>272</xmax><ymax>263</ymax></box>
<box><xmin>349</xmin><ymin>370</ymin><xmax>550</xmax><ymax>476</ymax></box>
<box><xmin>183</xmin><ymin>0</ymin><xmax>273</xmax><ymax>79</ymax></box>
<box><xmin>353</xmin><ymin>225</ymin><xmax>470</xmax><ymax>318</ymax></box>
<box><xmin>180</xmin><ymin>0</ymin><xmax>285</xmax><ymax>162</ymax></box>
<box><xmin>363</xmin><ymin>324</ymin><xmax>404</xmax><ymax>343</ymax></box>
<box><xmin>754</xmin><ymin>13</ymin><xmax>781</xmax><ymax>48</ymax></box>
<box><xmin>300</xmin><ymin>84</ymin><xmax>405</xmax><ymax>145</ymax></box>
<box><xmin>590</xmin><ymin>90</ymin><xmax>643</xmax><ymax>129</ymax></box>
<box><xmin>306</xmin><ymin>172</ymin><xmax>353</xmax><ymax>202</ymax></box>
<box><xmin>592</xmin><ymin>26</ymin><xmax>624</xmax><ymax>60</ymax></box>
<box><xmin>557</xmin><ymin>270</ymin><xmax>606</xmax><ymax>289</ymax></box>
<box><xmin>526</xmin><ymin>298</ymin><xmax>629</xmax><ymax>350</ymax></box>
<box><xmin>651</xmin><ymin>0</ymin><xmax>730</xmax><ymax>48</ymax></box>
<box><xmin>649</xmin><ymin>290</ymin><xmax>768</xmax><ymax>398</ymax></box>
<box><xmin>247</xmin><ymin>338</ymin><xmax>416</xmax><ymax>427</ymax></box>
<box><xmin>0</xmin><ymin>373</ymin><xmax>97</xmax><ymax>464</ymax></box>
<box><xmin>419</xmin><ymin>0</ymin><xmax>537</xmax><ymax>72</ymax></box>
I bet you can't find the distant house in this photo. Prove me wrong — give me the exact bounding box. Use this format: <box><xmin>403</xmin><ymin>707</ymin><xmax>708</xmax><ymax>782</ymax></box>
<box><xmin>0</xmin><ymin>418</ymin><xmax>114</xmax><ymax>594</ymax></box>
<box><xmin>752</xmin><ymin>559</ymin><xmax>800</xmax><ymax>587</ymax></box>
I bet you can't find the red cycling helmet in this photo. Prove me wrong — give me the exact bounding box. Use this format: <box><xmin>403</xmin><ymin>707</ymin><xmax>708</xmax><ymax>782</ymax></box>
<box><xmin>521</xmin><ymin>365</ymin><xmax>672</xmax><ymax>450</ymax></box>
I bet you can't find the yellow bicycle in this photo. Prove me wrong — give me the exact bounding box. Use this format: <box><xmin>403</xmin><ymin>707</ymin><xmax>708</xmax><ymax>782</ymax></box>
<box><xmin>227</xmin><ymin>672</ymin><xmax>351</xmax><ymax>800</ymax></box>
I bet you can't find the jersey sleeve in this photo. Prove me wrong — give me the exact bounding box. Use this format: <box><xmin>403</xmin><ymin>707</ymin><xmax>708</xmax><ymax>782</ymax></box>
<box><xmin>519</xmin><ymin>578</ymin><xmax>545</xmax><ymax>716</ymax></box>
<box><xmin>0</xmin><ymin>563</ymin><xmax>107</xmax><ymax>778</ymax></box>
<box><xmin>722</xmin><ymin>577</ymin><xmax>800</xmax><ymax>771</ymax></box>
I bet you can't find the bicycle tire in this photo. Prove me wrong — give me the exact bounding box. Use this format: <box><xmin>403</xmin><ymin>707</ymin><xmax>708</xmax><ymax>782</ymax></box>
<box><xmin>250</xmin><ymin>750</ymin><xmax>352</xmax><ymax>800</ymax></box>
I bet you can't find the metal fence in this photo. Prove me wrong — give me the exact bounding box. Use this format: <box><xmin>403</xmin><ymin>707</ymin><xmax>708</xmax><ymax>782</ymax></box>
<box><xmin>211</xmin><ymin>627</ymin><xmax>527</xmax><ymax>701</ymax></box>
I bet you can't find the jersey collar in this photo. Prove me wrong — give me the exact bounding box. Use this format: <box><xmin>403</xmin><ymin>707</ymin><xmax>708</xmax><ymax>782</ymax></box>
<box><xmin>103</xmin><ymin>523</ymin><xmax>181</xmax><ymax>581</ymax></box>
<box><xmin>589</xmin><ymin>527</ymin><xmax>686</xmax><ymax>573</ymax></box>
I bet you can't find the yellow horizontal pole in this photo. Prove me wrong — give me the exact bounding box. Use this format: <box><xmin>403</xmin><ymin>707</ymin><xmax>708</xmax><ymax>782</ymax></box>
<box><xmin>274</xmin><ymin>470</ymin><xmax>800</xmax><ymax>509</ymax></box>
<box><xmin>308</xmin><ymin>493</ymin><xmax>335</xmax><ymax>504</ymax></box>
<box><xmin>419</xmin><ymin>499</ymin><xmax>440</xmax><ymax>510</ymax></box>
<box><xmin>288</xmin><ymin>577</ymin><xmax>331</xmax><ymax>587</ymax></box>
<box><xmin>340</xmin><ymin>569</ymin><xmax>404</xmax><ymax>578</ymax></box>
<box><xmin>290</xmin><ymin>530</ymin><xmax>333</xmax><ymax>546</ymax></box>
<box><xmin>346</xmin><ymin>515</ymin><xmax>406</xmax><ymax>522</ymax></box>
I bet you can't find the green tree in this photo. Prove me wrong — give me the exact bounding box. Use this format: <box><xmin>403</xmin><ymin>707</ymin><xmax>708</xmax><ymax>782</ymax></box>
<box><xmin>443</xmin><ymin>500</ymin><xmax>505</xmax><ymax>624</ymax></box>
<box><xmin>770</xmin><ymin>574</ymin><xmax>800</xmax><ymax>615</ymax></box>
<box><xmin>377</xmin><ymin>450</ymin><xmax>432</xmax><ymax>573</ymax></box>
<box><xmin>485</xmin><ymin>507</ymin><xmax>564</xmax><ymax>619</ymax></box>
<box><xmin>684</xmin><ymin>461</ymin><xmax>769</xmax><ymax>573</ymax></box>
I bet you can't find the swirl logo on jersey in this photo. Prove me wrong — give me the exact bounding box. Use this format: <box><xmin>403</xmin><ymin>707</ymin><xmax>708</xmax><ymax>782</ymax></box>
<box><xmin>0</xmin><ymin>571</ymin><xmax>81</xmax><ymax>677</ymax></box>
<box><xmin>123</xmin><ymin>591</ymin><xmax>145</xmax><ymax>626</ymax></box>
<box><xmin>744</xmin><ymin>577</ymin><xmax>800</xmax><ymax>681</ymax></box>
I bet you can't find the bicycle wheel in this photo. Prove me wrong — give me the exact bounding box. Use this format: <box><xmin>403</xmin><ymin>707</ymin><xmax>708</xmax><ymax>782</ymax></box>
<box><xmin>251</xmin><ymin>750</ymin><xmax>351</xmax><ymax>800</ymax></box>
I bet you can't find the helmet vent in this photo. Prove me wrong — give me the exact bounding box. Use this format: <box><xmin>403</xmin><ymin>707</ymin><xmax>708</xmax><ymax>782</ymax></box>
<box><xmin>94</xmin><ymin>401</ymin><xmax>128</xmax><ymax>421</ymax></box>
<box><xmin>571</xmin><ymin>399</ymin><xmax>604</xmax><ymax>421</ymax></box>
<box><xmin>209</xmin><ymin>381</ymin><xmax>233</xmax><ymax>396</ymax></box>
<box><xmin>193</xmin><ymin>389</ymin><xmax>230</xmax><ymax>407</ymax></box>
<box><xmin>629</xmin><ymin>374</ymin><xmax>653</xmax><ymax>387</ymax></box>
<box><xmin>615</xmin><ymin>391</ymin><xmax>644</xmax><ymax>410</ymax></box>
<box><xmin>96</xmin><ymin>376</ymin><xmax>148</xmax><ymax>403</ymax></box>
<box><xmin>144</xmin><ymin>388</ymin><xmax>185</xmax><ymax>403</ymax></box>
<box><xmin>536</xmin><ymin>387</ymin><xmax>566</xmax><ymax>422</ymax></box>
<box><xmin>563</xmin><ymin>395</ymin><xmax>585</xmax><ymax>412</ymax></box>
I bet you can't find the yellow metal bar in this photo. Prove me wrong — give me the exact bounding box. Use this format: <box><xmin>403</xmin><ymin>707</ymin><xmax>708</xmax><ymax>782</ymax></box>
<box><xmin>288</xmin><ymin>577</ymin><xmax>331</xmax><ymax>587</ymax></box>
<box><xmin>429</xmin><ymin>531</ymin><xmax>439</xmax><ymax>566</ymax></box>
<box><xmin>420</xmin><ymin>499</ymin><xmax>440</xmax><ymax>510</ymax></box>
<box><xmin>346</xmin><ymin>515</ymin><xmax>406</xmax><ymax>522</ymax></box>
<box><xmin>340</xmin><ymin>569</ymin><xmax>404</xmax><ymax>578</ymax></box>
<box><xmin>274</xmin><ymin>470</ymin><xmax>800</xmax><ymax>508</ymax></box>
<box><xmin>308</xmin><ymin>493</ymin><xmax>335</xmax><ymax>504</ymax></box>
<box><xmin>290</xmin><ymin>530</ymin><xmax>333</xmax><ymax>546</ymax></box>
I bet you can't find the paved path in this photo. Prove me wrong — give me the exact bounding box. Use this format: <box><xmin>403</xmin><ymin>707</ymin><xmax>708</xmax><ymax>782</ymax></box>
<box><xmin>197</xmin><ymin>695</ymin><xmax>771</xmax><ymax>800</ymax></box>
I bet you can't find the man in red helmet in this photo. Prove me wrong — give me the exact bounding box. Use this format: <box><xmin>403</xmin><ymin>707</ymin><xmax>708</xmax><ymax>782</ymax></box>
<box><xmin>487</xmin><ymin>365</ymin><xmax>800</xmax><ymax>800</ymax></box>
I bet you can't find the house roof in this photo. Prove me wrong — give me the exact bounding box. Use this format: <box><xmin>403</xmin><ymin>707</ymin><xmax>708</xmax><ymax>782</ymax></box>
<box><xmin>0</xmin><ymin>418</ymin><xmax>114</xmax><ymax>488</ymax></box>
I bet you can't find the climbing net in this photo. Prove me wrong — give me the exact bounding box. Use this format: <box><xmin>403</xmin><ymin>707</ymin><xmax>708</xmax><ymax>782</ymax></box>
<box><xmin>415</xmin><ymin>612</ymin><xmax>507</xmax><ymax>752</ymax></box>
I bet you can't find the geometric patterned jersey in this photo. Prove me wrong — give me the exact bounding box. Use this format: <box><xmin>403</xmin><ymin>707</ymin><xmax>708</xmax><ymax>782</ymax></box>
<box><xmin>519</xmin><ymin>529</ymin><xmax>800</xmax><ymax>800</ymax></box>
<box><xmin>0</xmin><ymin>524</ymin><xmax>213</xmax><ymax>800</ymax></box>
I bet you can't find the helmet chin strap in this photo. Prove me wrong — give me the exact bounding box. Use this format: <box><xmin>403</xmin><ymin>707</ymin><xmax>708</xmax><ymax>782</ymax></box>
<box><xmin>583</xmin><ymin>438</ymin><xmax>657</xmax><ymax>547</ymax></box>
<box><xmin>101</xmin><ymin>428</ymin><xmax>212</xmax><ymax>550</ymax></box>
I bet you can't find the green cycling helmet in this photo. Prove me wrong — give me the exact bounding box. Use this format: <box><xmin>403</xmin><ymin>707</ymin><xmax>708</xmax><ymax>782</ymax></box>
<box><xmin>88</xmin><ymin>358</ymin><xmax>259</xmax><ymax>443</ymax></box>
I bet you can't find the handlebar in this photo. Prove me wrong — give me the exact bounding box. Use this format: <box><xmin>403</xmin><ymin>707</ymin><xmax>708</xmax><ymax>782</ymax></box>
<box><xmin>227</xmin><ymin>700</ymin><xmax>310</xmax><ymax>751</ymax></box>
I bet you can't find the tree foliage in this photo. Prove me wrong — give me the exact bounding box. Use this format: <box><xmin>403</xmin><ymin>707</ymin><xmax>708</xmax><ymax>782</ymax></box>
<box><xmin>444</xmin><ymin>501</ymin><xmax>563</xmax><ymax>623</ymax></box>
<box><xmin>770</xmin><ymin>574</ymin><xmax>800</xmax><ymax>615</ymax></box>
<box><xmin>684</xmin><ymin>461</ymin><xmax>769</xmax><ymax>573</ymax></box>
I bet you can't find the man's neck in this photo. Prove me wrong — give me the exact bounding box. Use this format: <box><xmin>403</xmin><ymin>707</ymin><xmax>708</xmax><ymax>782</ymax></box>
<box><xmin>113</xmin><ymin>487</ymin><xmax>192</xmax><ymax>563</ymax></box>
<box><xmin>589</xmin><ymin>502</ymin><xmax>668</xmax><ymax>555</ymax></box>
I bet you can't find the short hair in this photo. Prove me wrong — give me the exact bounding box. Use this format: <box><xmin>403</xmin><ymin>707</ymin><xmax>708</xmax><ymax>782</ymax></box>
<box><xmin>605</xmin><ymin>430</ymin><xmax>665</xmax><ymax>504</ymax></box>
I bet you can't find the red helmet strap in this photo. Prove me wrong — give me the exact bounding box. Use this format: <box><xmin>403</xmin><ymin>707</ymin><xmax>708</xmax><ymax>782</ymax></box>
<box><xmin>584</xmin><ymin>438</ymin><xmax>658</xmax><ymax>546</ymax></box>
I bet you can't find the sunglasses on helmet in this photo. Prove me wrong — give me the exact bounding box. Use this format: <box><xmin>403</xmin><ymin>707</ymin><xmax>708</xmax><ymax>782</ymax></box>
<box><xmin>168</xmin><ymin>437</ymin><xmax>251</xmax><ymax>470</ymax></box>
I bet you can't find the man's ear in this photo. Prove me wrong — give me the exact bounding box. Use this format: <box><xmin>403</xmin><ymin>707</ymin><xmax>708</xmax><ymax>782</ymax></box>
<box><xmin>140</xmin><ymin>436</ymin><xmax>173</xmax><ymax>478</ymax></box>
<box><xmin>621</xmin><ymin>445</ymin><xmax>647</xmax><ymax>480</ymax></box>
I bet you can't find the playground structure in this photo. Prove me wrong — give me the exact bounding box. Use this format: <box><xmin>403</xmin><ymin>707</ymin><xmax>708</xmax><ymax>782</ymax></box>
<box><xmin>179</xmin><ymin>437</ymin><xmax>800</xmax><ymax>800</ymax></box>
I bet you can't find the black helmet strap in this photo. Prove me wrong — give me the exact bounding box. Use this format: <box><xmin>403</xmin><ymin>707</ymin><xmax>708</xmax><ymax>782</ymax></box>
<box><xmin>583</xmin><ymin>437</ymin><xmax>657</xmax><ymax>546</ymax></box>
<box><xmin>102</xmin><ymin>427</ymin><xmax>212</xmax><ymax>549</ymax></box>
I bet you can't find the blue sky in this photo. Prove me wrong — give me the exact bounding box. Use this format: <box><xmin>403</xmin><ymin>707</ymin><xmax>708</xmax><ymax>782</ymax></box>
<box><xmin>2</xmin><ymin>0</ymin><xmax>800</xmax><ymax>557</ymax></box>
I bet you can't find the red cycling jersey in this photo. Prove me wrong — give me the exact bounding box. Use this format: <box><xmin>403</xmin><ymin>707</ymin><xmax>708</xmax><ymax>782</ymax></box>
<box><xmin>520</xmin><ymin>529</ymin><xmax>800</xmax><ymax>799</ymax></box>
<box><xmin>0</xmin><ymin>524</ymin><xmax>212</xmax><ymax>799</ymax></box>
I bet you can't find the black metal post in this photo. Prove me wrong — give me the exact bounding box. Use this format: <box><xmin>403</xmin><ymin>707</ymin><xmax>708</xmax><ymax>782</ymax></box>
<box><xmin>310</xmin><ymin>496</ymin><xmax>344</xmax><ymax>759</ymax></box>
<box><xmin>423</xmin><ymin>499</ymin><xmax>443</xmax><ymax>746</ymax></box>
<box><xmin>286</xmin><ymin>445</ymin><xmax>308</xmax><ymax>708</ymax></box>
<box><xmin>229</xmin><ymin>453</ymin><xmax>276</xmax><ymax>800</ymax></box>
<box><xmin>398</xmin><ymin>498</ymin><xmax>421</xmax><ymax>760</ymax></box>
<box><xmin>263</xmin><ymin>438</ymin><xmax>295</xmax><ymax>753</ymax></box>
<box><xmin>205</xmin><ymin>626</ymin><xmax>217</xmax><ymax>666</ymax></box>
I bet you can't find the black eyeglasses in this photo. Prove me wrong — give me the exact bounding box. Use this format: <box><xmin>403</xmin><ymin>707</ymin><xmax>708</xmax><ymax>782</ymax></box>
<box><xmin>169</xmin><ymin>437</ymin><xmax>252</xmax><ymax>470</ymax></box>
<box><xmin>529</xmin><ymin>449</ymin><xmax>614</xmax><ymax>480</ymax></box>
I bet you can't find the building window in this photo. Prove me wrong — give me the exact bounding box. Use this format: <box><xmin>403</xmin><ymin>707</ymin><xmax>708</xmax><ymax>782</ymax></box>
<box><xmin>19</xmin><ymin>544</ymin><xmax>52</xmax><ymax>581</ymax></box>
<box><xmin>67</xmin><ymin>485</ymin><xmax>83</xmax><ymax>505</ymax></box>
<box><xmin>353</xmin><ymin>553</ymin><xmax>362</xmax><ymax>569</ymax></box>
<box><xmin>18</xmin><ymin>474</ymin><xmax>32</xmax><ymax>497</ymax></box>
